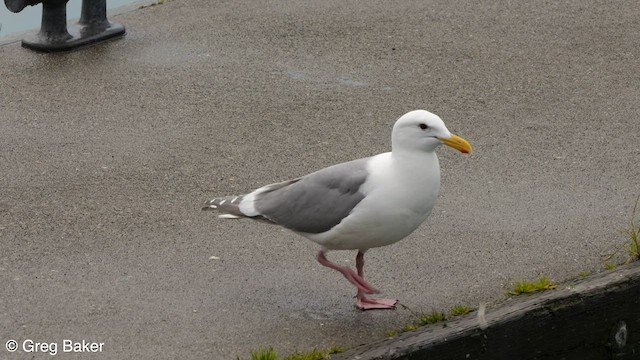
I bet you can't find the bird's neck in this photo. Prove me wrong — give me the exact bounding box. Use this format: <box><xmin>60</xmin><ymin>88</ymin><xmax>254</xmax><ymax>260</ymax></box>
<box><xmin>391</xmin><ymin>148</ymin><xmax>439</xmax><ymax>167</ymax></box>
<box><xmin>388</xmin><ymin>149</ymin><xmax>441</xmax><ymax>216</ymax></box>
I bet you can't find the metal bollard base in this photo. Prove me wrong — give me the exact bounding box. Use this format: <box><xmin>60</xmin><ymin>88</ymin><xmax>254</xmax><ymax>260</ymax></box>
<box><xmin>22</xmin><ymin>21</ymin><xmax>125</xmax><ymax>52</ymax></box>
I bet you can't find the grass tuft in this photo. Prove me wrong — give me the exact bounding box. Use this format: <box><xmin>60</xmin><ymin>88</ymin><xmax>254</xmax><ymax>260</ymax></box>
<box><xmin>251</xmin><ymin>348</ymin><xmax>277</xmax><ymax>360</ymax></box>
<box><xmin>283</xmin><ymin>349</ymin><xmax>325</xmax><ymax>360</ymax></box>
<box><xmin>249</xmin><ymin>346</ymin><xmax>344</xmax><ymax>360</ymax></box>
<box><xmin>604</xmin><ymin>262</ymin><xmax>618</xmax><ymax>270</ymax></box>
<box><xmin>623</xmin><ymin>195</ymin><xmax>640</xmax><ymax>261</ymax></box>
<box><xmin>402</xmin><ymin>323</ymin><xmax>419</xmax><ymax>332</ymax></box>
<box><xmin>386</xmin><ymin>304</ymin><xmax>467</xmax><ymax>337</ymax></box>
<box><xmin>508</xmin><ymin>276</ymin><xmax>557</xmax><ymax>295</ymax></box>
<box><xmin>451</xmin><ymin>304</ymin><xmax>472</xmax><ymax>316</ymax></box>
<box><xmin>418</xmin><ymin>311</ymin><xmax>447</xmax><ymax>325</ymax></box>
<box><xmin>578</xmin><ymin>270</ymin><xmax>591</xmax><ymax>278</ymax></box>
<box><xmin>327</xmin><ymin>346</ymin><xmax>344</xmax><ymax>355</ymax></box>
<box><xmin>604</xmin><ymin>195</ymin><xmax>640</xmax><ymax>266</ymax></box>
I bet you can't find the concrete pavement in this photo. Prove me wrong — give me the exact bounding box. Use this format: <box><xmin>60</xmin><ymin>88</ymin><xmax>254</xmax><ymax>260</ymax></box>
<box><xmin>1</xmin><ymin>0</ymin><xmax>639</xmax><ymax>358</ymax></box>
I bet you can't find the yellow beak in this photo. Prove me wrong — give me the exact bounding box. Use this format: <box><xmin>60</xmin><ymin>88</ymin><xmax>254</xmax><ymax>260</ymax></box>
<box><xmin>440</xmin><ymin>134</ymin><xmax>472</xmax><ymax>154</ymax></box>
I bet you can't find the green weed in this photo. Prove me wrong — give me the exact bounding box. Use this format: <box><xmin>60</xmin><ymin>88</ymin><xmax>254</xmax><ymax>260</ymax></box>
<box><xmin>402</xmin><ymin>323</ymin><xmax>419</xmax><ymax>332</ymax></box>
<box><xmin>251</xmin><ymin>347</ymin><xmax>277</xmax><ymax>360</ymax></box>
<box><xmin>623</xmin><ymin>195</ymin><xmax>640</xmax><ymax>261</ymax></box>
<box><xmin>249</xmin><ymin>346</ymin><xmax>344</xmax><ymax>360</ymax></box>
<box><xmin>578</xmin><ymin>270</ymin><xmax>591</xmax><ymax>278</ymax></box>
<box><xmin>508</xmin><ymin>276</ymin><xmax>556</xmax><ymax>295</ymax></box>
<box><xmin>418</xmin><ymin>311</ymin><xmax>447</xmax><ymax>325</ymax></box>
<box><xmin>603</xmin><ymin>195</ymin><xmax>640</xmax><ymax>266</ymax></box>
<box><xmin>450</xmin><ymin>304</ymin><xmax>472</xmax><ymax>316</ymax></box>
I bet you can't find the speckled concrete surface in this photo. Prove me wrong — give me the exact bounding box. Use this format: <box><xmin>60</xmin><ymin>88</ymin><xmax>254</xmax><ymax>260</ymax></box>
<box><xmin>1</xmin><ymin>1</ymin><xmax>639</xmax><ymax>358</ymax></box>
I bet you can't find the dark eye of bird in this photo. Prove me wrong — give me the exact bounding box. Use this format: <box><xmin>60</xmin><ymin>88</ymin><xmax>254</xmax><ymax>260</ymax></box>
<box><xmin>419</xmin><ymin>123</ymin><xmax>428</xmax><ymax>130</ymax></box>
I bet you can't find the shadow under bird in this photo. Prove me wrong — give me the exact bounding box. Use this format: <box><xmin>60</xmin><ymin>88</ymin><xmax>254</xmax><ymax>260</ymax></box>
<box><xmin>203</xmin><ymin>110</ymin><xmax>471</xmax><ymax>310</ymax></box>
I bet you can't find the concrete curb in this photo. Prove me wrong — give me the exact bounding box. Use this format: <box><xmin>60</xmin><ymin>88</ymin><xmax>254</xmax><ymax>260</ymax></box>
<box><xmin>335</xmin><ymin>262</ymin><xmax>640</xmax><ymax>360</ymax></box>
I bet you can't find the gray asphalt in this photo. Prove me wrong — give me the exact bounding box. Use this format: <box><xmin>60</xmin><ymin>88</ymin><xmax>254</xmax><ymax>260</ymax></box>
<box><xmin>1</xmin><ymin>0</ymin><xmax>639</xmax><ymax>359</ymax></box>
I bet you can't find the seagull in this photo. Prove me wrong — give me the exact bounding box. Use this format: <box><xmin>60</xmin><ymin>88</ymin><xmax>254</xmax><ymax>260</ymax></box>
<box><xmin>203</xmin><ymin>110</ymin><xmax>471</xmax><ymax>310</ymax></box>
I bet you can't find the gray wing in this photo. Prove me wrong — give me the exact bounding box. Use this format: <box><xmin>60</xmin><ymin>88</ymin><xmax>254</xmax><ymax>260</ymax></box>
<box><xmin>254</xmin><ymin>158</ymin><xmax>370</xmax><ymax>234</ymax></box>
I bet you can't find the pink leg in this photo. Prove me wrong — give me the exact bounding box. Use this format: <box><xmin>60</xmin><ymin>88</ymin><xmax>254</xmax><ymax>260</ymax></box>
<box><xmin>316</xmin><ymin>251</ymin><xmax>379</xmax><ymax>294</ymax></box>
<box><xmin>355</xmin><ymin>251</ymin><xmax>398</xmax><ymax>310</ymax></box>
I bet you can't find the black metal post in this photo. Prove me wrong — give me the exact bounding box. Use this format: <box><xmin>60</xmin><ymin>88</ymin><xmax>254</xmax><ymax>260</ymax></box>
<box><xmin>38</xmin><ymin>0</ymin><xmax>72</xmax><ymax>43</ymax></box>
<box><xmin>4</xmin><ymin>0</ymin><xmax>39</xmax><ymax>12</ymax></box>
<box><xmin>79</xmin><ymin>0</ymin><xmax>108</xmax><ymax>27</ymax></box>
<box><xmin>3</xmin><ymin>0</ymin><xmax>125</xmax><ymax>52</ymax></box>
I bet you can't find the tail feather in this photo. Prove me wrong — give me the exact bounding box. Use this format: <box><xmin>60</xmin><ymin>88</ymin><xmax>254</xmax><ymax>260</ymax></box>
<box><xmin>218</xmin><ymin>214</ymin><xmax>243</xmax><ymax>219</ymax></box>
<box><xmin>202</xmin><ymin>195</ymin><xmax>246</xmax><ymax>218</ymax></box>
<box><xmin>202</xmin><ymin>194</ymin><xmax>276</xmax><ymax>224</ymax></box>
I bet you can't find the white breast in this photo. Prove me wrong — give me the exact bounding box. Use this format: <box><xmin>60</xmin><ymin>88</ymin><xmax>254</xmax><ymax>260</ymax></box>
<box><xmin>302</xmin><ymin>152</ymin><xmax>441</xmax><ymax>250</ymax></box>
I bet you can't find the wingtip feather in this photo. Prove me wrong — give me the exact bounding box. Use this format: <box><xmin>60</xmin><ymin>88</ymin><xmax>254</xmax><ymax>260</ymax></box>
<box><xmin>218</xmin><ymin>214</ymin><xmax>242</xmax><ymax>219</ymax></box>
